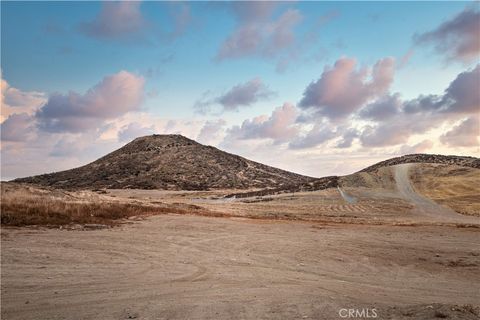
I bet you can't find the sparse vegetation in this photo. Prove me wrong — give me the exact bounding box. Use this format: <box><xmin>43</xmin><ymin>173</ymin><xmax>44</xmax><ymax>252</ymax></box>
<box><xmin>1</xmin><ymin>183</ymin><xmax>220</xmax><ymax>227</ymax></box>
<box><xmin>1</xmin><ymin>198</ymin><xmax>162</xmax><ymax>226</ymax></box>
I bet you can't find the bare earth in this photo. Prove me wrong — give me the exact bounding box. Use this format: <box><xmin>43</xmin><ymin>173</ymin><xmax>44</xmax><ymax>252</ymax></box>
<box><xmin>1</xmin><ymin>163</ymin><xmax>479</xmax><ymax>319</ymax></box>
<box><xmin>2</xmin><ymin>215</ymin><xmax>480</xmax><ymax>320</ymax></box>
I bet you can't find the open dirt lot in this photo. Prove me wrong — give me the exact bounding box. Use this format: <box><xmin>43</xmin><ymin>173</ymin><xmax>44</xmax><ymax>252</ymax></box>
<box><xmin>1</xmin><ymin>163</ymin><xmax>479</xmax><ymax>319</ymax></box>
<box><xmin>2</xmin><ymin>214</ymin><xmax>480</xmax><ymax>320</ymax></box>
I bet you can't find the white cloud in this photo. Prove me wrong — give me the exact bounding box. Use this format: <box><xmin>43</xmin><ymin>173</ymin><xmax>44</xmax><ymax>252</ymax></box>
<box><xmin>1</xmin><ymin>76</ymin><xmax>46</xmax><ymax>122</ymax></box>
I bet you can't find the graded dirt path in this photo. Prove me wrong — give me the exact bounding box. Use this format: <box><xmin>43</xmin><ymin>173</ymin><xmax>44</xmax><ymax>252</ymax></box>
<box><xmin>394</xmin><ymin>164</ymin><xmax>479</xmax><ymax>224</ymax></box>
<box><xmin>2</xmin><ymin>215</ymin><xmax>479</xmax><ymax>320</ymax></box>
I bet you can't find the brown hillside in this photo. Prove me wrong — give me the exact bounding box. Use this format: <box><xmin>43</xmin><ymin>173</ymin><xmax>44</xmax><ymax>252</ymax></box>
<box><xmin>359</xmin><ymin>154</ymin><xmax>479</xmax><ymax>172</ymax></box>
<box><xmin>14</xmin><ymin>135</ymin><xmax>314</xmax><ymax>190</ymax></box>
<box><xmin>226</xmin><ymin>154</ymin><xmax>480</xmax><ymax>198</ymax></box>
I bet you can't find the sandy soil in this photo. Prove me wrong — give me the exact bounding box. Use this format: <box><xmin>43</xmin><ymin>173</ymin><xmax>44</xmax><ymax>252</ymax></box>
<box><xmin>2</xmin><ymin>215</ymin><xmax>479</xmax><ymax>320</ymax></box>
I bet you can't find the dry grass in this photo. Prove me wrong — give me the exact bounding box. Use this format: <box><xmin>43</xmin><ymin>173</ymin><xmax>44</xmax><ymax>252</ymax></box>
<box><xmin>2</xmin><ymin>199</ymin><xmax>157</xmax><ymax>226</ymax></box>
<box><xmin>340</xmin><ymin>166</ymin><xmax>397</xmax><ymax>189</ymax></box>
<box><xmin>1</xmin><ymin>183</ymin><xmax>221</xmax><ymax>227</ymax></box>
<box><xmin>411</xmin><ymin>164</ymin><xmax>480</xmax><ymax>217</ymax></box>
<box><xmin>153</xmin><ymin>187</ymin><xmax>416</xmax><ymax>224</ymax></box>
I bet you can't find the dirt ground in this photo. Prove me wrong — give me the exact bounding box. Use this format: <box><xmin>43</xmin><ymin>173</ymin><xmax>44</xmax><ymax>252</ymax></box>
<box><xmin>1</xmin><ymin>163</ymin><xmax>479</xmax><ymax>319</ymax></box>
<box><xmin>1</xmin><ymin>215</ymin><xmax>479</xmax><ymax>320</ymax></box>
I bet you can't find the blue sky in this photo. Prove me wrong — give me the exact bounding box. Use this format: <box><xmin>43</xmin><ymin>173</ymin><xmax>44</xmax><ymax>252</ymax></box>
<box><xmin>1</xmin><ymin>1</ymin><xmax>479</xmax><ymax>179</ymax></box>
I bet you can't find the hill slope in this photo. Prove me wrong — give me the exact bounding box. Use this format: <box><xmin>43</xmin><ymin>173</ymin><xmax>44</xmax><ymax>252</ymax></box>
<box><xmin>226</xmin><ymin>154</ymin><xmax>480</xmax><ymax>198</ymax></box>
<box><xmin>359</xmin><ymin>154</ymin><xmax>480</xmax><ymax>172</ymax></box>
<box><xmin>14</xmin><ymin>135</ymin><xmax>314</xmax><ymax>190</ymax></box>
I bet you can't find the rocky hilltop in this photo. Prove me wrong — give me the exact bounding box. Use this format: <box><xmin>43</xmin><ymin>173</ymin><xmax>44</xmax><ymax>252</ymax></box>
<box><xmin>360</xmin><ymin>154</ymin><xmax>480</xmax><ymax>173</ymax></box>
<box><xmin>14</xmin><ymin>135</ymin><xmax>314</xmax><ymax>190</ymax></box>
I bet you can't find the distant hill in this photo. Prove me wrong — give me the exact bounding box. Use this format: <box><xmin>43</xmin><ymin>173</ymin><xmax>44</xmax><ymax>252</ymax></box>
<box><xmin>226</xmin><ymin>154</ymin><xmax>480</xmax><ymax>198</ymax></box>
<box><xmin>359</xmin><ymin>154</ymin><xmax>480</xmax><ymax>173</ymax></box>
<box><xmin>14</xmin><ymin>135</ymin><xmax>314</xmax><ymax>190</ymax></box>
<box><xmin>13</xmin><ymin>137</ymin><xmax>479</xmax><ymax>192</ymax></box>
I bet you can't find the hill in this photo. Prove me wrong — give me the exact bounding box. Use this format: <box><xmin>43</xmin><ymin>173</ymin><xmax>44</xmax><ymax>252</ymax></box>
<box><xmin>227</xmin><ymin>153</ymin><xmax>480</xmax><ymax>198</ymax></box>
<box><xmin>14</xmin><ymin>134</ymin><xmax>314</xmax><ymax>190</ymax></box>
<box><xmin>13</xmin><ymin>137</ymin><xmax>479</xmax><ymax>192</ymax></box>
<box><xmin>359</xmin><ymin>154</ymin><xmax>480</xmax><ymax>172</ymax></box>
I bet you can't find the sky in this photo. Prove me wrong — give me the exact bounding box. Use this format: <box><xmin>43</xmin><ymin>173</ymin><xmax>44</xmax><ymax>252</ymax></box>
<box><xmin>1</xmin><ymin>1</ymin><xmax>479</xmax><ymax>180</ymax></box>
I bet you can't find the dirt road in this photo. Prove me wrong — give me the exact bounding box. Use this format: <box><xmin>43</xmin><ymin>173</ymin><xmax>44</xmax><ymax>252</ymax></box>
<box><xmin>2</xmin><ymin>215</ymin><xmax>479</xmax><ymax>320</ymax></box>
<box><xmin>394</xmin><ymin>164</ymin><xmax>479</xmax><ymax>224</ymax></box>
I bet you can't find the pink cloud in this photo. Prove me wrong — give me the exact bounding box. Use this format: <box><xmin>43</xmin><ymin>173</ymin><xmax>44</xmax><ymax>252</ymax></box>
<box><xmin>1</xmin><ymin>76</ymin><xmax>46</xmax><ymax>122</ymax></box>
<box><xmin>356</xmin><ymin>64</ymin><xmax>479</xmax><ymax>149</ymax></box>
<box><xmin>36</xmin><ymin>71</ymin><xmax>145</xmax><ymax>133</ymax></box>
<box><xmin>226</xmin><ymin>103</ymin><xmax>299</xmax><ymax>144</ymax></box>
<box><xmin>299</xmin><ymin>57</ymin><xmax>395</xmax><ymax>119</ymax></box>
